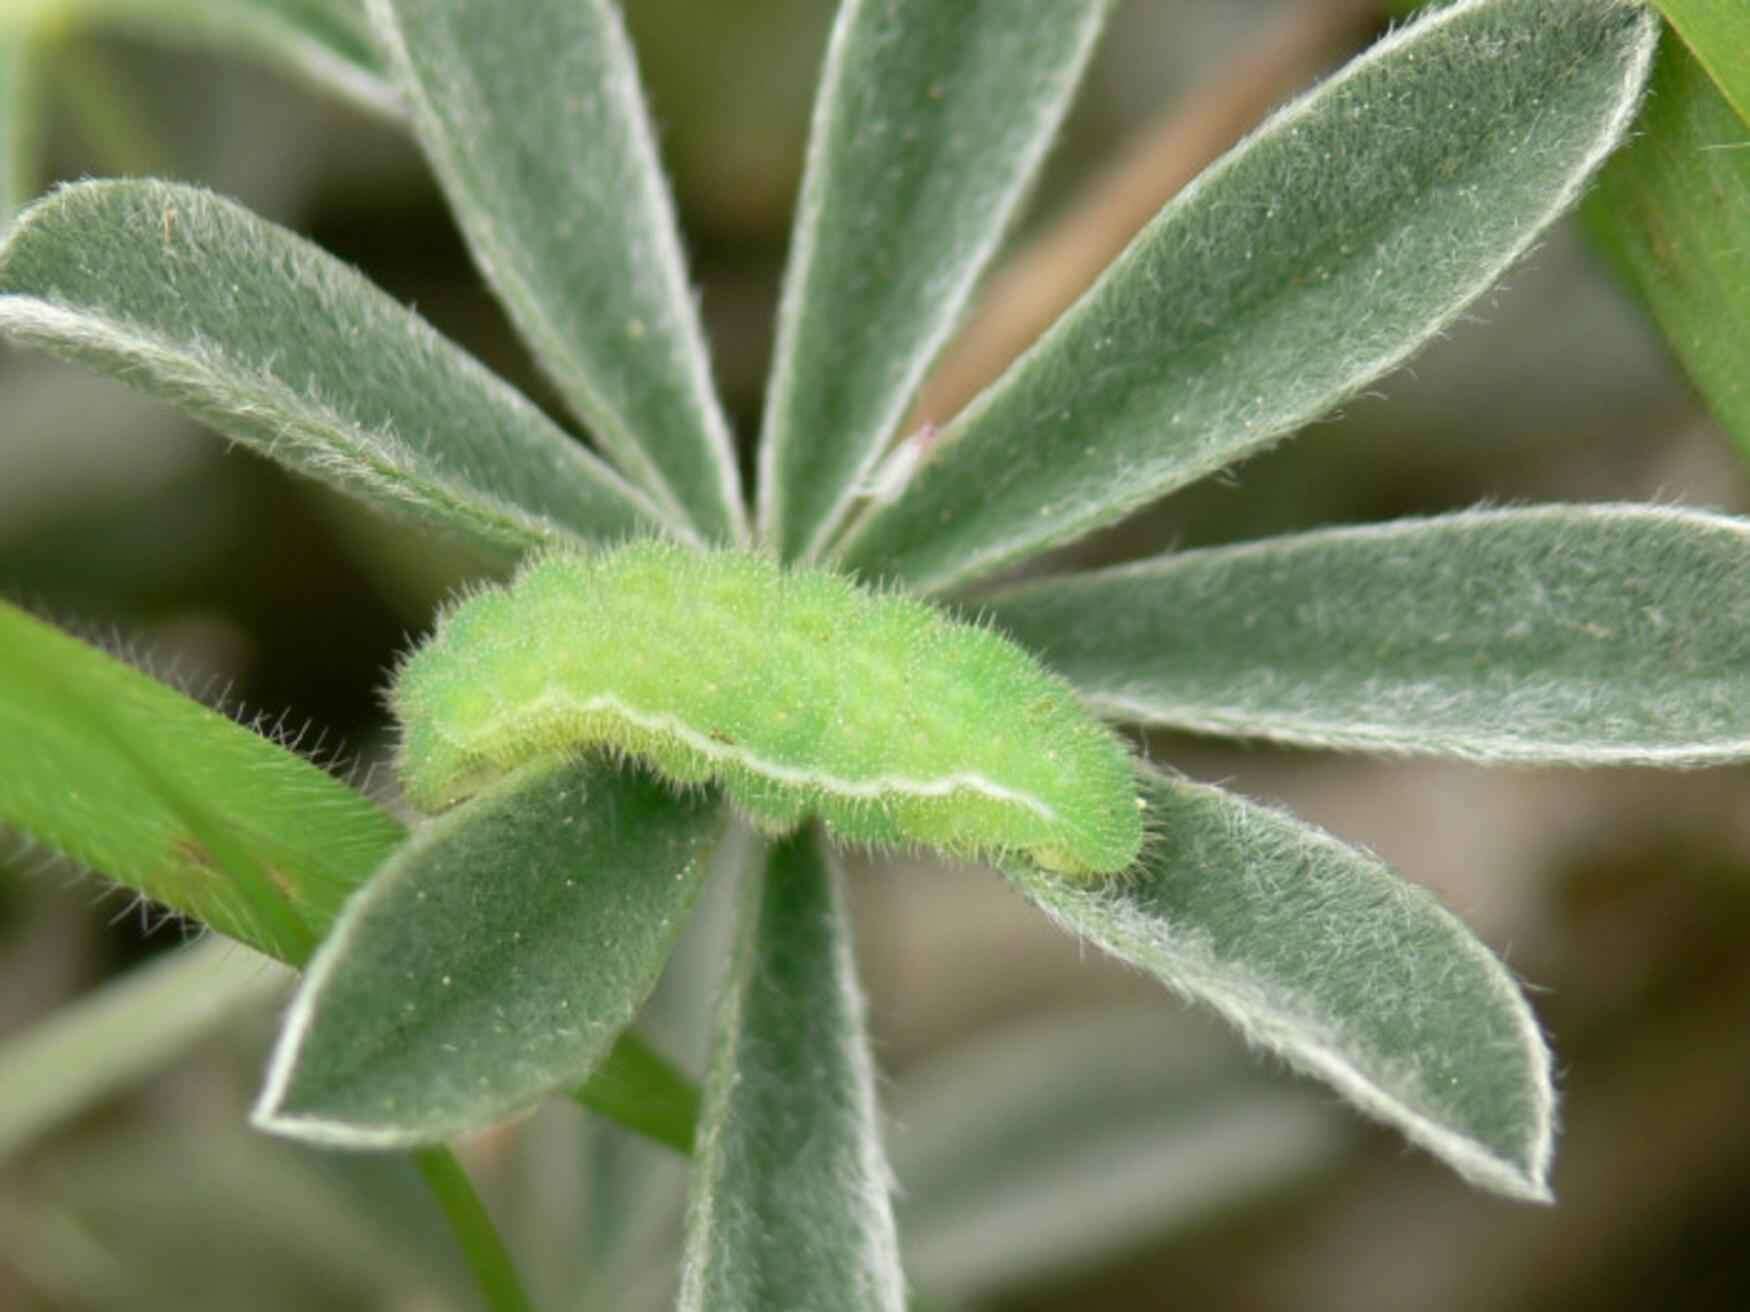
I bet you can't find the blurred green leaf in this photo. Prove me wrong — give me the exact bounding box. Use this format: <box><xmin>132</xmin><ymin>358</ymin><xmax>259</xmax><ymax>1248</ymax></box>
<box><xmin>0</xmin><ymin>31</ymin><xmax>39</xmax><ymax>226</ymax></box>
<box><xmin>893</xmin><ymin>1007</ymin><xmax>1349</xmax><ymax>1303</ymax></box>
<box><xmin>0</xmin><ymin>179</ymin><xmax>671</xmax><ymax>559</ymax></box>
<box><xmin>1587</xmin><ymin>32</ymin><xmax>1750</xmax><ymax>455</ymax></box>
<box><xmin>0</xmin><ymin>937</ymin><xmax>290</xmax><ymax>1161</ymax></box>
<box><xmin>1006</xmin><ymin>765</ymin><xmax>1556</xmax><ymax>1201</ymax></box>
<box><xmin>1653</xmin><ymin>0</ymin><xmax>1750</xmax><ymax>126</ymax></box>
<box><xmin>372</xmin><ymin>0</ymin><xmax>747</xmax><ymax>544</ymax></box>
<box><xmin>679</xmin><ymin>831</ymin><xmax>904</xmax><ymax>1311</ymax></box>
<box><xmin>0</xmin><ymin>598</ymin><xmax>398</xmax><ymax>960</ymax></box>
<box><xmin>837</xmin><ymin>0</ymin><xmax>1658</xmax><ymax>594</ymax></box>
<box><xmin>30</xmin><ymin>0</ymin><xmax>395</xmax><ymax>115</ymax></box>
<box><xmin>5</xmin><ymin>1116</ymin><xmax>478</xmax><ymax>1310</ymax></box>
<box><xmin>986</xmin><ymin>505</ymin><xmax>1750</xmax><ymax>764</ymax></box>
<box><xmin>757</xmin><ymin>0</ymin><xmax>1109</xmax><ymax>562</ymax></box>
<box><xmin>254</xmin><ymin>762</ymin><xmax>724</xmax><ymax>1149</ymax></box>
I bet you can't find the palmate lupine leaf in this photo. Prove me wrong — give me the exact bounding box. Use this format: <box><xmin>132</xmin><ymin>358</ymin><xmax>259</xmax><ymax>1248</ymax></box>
<box><xmin>836</xmin><ymin>0</ymin><xmax>1659</xmax><ymax>594</ymax></box>
<box><xmin>1006</xmin><ymin>766</ymin><xmax>1556</xmax><ymax>1201</ymax></box>
<box><xmin>756</xmin><ymin>0</ymin><xmax>1110</xmax><ymax>563</ymax></box>
<box><xmin>1587</xmin><ymin>32</ymin><xmax>1750</xmax><ymax>455</ymax></box>
<box><xmin>679</xmin><ymin>831</ymin><xmax>904</xmax><ymax>1311</ymax></box>
<box><xmin>254</xmin><ymin>763</ymin><xmax>726</xmax><ymax>1150</ymax></box>
<box><xmin>370</xmin><ymin>0</ymin><xmax>747</xmax><ymax>544</ymax></box>
<box><xmin>0</xmin><ymin>180</ymin><xmax>671</xmax><ymax>558</ymax></box>
<box><xmin>983</xmin><ymin>505</ymin><xmax>1750</xmax><ymax>763</ymax></box>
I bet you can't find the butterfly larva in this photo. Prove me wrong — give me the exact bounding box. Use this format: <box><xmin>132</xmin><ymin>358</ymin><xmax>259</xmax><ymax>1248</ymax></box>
<box><xmin>390</xmin><ymin>540</ymin><xmax>1141</xmax><ymax>877</ymax></box>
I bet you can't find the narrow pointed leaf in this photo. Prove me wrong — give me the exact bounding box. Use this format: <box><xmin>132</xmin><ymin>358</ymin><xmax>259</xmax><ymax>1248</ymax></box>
<box><xmin>254</xmin><ymin>762</ymin><xmax>725</xmax><ymax>1148</ymax></box>
<box><xmin>1005</xmin><ymin>766</ymin><xmax>1556</xmax><ymax>1201</ymax></box>
<box><xmin>837</xmin><ymin>0</ymin><xmax>1657</xmax><ymax>593</ymax></box>
<box><xmin>679</xmin><ymin>831</ymin><xmax>904</xmax><ymax>1311</ymax></box>
<box><xmin>1652</xmin><ymin>0</ymin><xmax>1750</xmax><ymax>125</ymax></box>
<box><xmin>371</xmin><ymin>0</ymin><xmax>746</xmax><ymax>543</ymax></box>
<box><xmin>985</xmin><ymin>505</ymin><xmax>1750</xmax><ymax>764</ymax></box>
<box><xmin>0</xmin><ymin>938</ymin><xmax>290</xmax><ymax>1160</ymax></box>
<box><xmin>0</xmin><ymin>180</ymin><xmax>670</xmax><ymax>559</ymax></box>
<box><xmin>757</xmin><ymin>0</ymin><xmax>1109</xmax><ymax>562</ymax></box>
<box><xmin>1588</xmin><ymin>33</ymin><xmax>1750</xmax><ymax>453</ymax></box>
<box><xmin>0</xmin><ymin>598</ymin><xmax>401</xmax><ymax>960</ymax></box>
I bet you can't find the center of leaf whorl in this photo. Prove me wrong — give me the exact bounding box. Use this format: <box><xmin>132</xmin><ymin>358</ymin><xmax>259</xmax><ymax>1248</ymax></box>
<box><xmin>390</xmin><ymin>539</ymin><xmax>1141</xmax><ymax>876</ymax></box>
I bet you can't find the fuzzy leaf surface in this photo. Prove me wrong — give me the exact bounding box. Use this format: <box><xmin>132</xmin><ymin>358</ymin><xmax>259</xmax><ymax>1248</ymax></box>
<box><xmin>0</xmin><ymin>180</ymin><xmax>667</xmax><ymax>558</ymax></box>
<box><xmin>757</xmin><ymin>0</ymin><xmax>1108</xmax><ymax>562</ymax></box>
<box><xmin>838</xmin><ymin>0</ymin><xmax>1657</xmax><ymax>593</ymax></box>
<box><xmin>0</xmin><ymin>598</ymin><xmax>400</xmax><ymax>961</ymax></box>
<box><xmin>1653</xmin><ymin>0</ymin><xmax>1750</xmax><ymax>124</ymax></box>
<box><xmin>254</xmin><ymin>762</ymin><xmax>724</xmax><ymax>1149</ymax></box>
<box><xmin>1006</xmin><ymin>766</ymin><xmax>1555</xmax><ymax>1201</ymax></box>
<box><xmin>371</xmin><ymin>0</ymin><xmax>745</xmax><ymax>543</ymax></box>
<box><xmin>679</xmin><ymin>832</ymin><xmax>903</xmax><ymax>1311</ymax></box>
<box><xmin>1588</xmin><ymin>34</ymin><xmax>1750</xmax><ymax>454</ymax></box>
<box><xmin>985</xmin><ymin>505</ymin><xmax>1750</xmax><ymax>763</ymax></box>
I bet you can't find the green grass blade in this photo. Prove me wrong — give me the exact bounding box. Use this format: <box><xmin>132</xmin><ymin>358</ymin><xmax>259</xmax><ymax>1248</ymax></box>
<box><xmin>1653</xmin><ymin>0</ymin><xmax>1750</xmax><ymax>125</ymax></box>
<box><xmin>0</xmin><ymin>937</ymin><xmax>291</xmax><ymax>1161</ymax></box>
<box><xmin>757</xmin><ymin>0</ymin><xmax>1109</xmax><ymax>563</ymax></box>
<box><xmin>837</xmin><ymin>0</ymin><xmax>1657</xmax><ymax>594</ymax></box>
<box><xmin>984</xmin><ymin>505</ymin><xmax>1750</xmax><ymax>764</ymax></box>
<box><xmin>370</xmin><ymin>0</ymin><xmax>746</xmax><ymax>544</ymax></box>
<box><xmin>253</xmin><ymin>761</ymin><xmax>725</xmax><ymax>1148</ymax></box>
<box><xmin>0</xmin><ymin>179</ymin><xmax>672</xmax><ymax>559</ymax></box>
<box><xmin>1005</xmin><ymin>765</ymin><xmax>1556</xmax><ymax>1202</ymax></box>
<box><xmin>0</xmin><ymin>599</ymin><xmax>399</xmax><ymax>960</ymax></box>
<box><xmin>679</xmin><ymin>830</ymin><xmax>903</xmax><ymax>1311</ymax></box>
<box><xmin>1587</xmin><ymin>32</ymin><xmax>1750</xmax><ymax>455</ymax></box>
<box><xmin>0</xmin><ymin>601</ymin><xmax>702</xmax><ymax>1151</ymax></box>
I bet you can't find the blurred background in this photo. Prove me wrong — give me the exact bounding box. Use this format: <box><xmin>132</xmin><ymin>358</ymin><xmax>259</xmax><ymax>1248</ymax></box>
<box><xmin>3</xmin><ymin>0</ymin><xmax>1750</xmax><ymax>1307</ymax></box>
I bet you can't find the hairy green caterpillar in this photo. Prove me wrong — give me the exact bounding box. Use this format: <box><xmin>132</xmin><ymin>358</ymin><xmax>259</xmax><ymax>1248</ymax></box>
<box><xmin>391</xmin><ymin>541</ymin><xmax>1142</xmax><ymax>877</ymax></box>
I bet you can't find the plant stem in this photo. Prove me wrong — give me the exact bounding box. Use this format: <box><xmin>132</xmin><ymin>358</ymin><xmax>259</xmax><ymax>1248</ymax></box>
<box><xmin>413</xmin><ymin>1146</ymin><xmax>538</xmax><ymax>1312</ymax></box>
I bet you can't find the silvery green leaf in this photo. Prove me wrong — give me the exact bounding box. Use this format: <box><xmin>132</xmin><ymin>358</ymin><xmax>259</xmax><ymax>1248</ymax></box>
<box><xmin>1005</xmin><ymin>765</ymin><xmax>1556</xmax><ymax>1201</ymax></box>
<box><xmin>679</xmin><ymin>831</ymin><xmax>904</xmax><ymax>1311</ymax></box>
<box><xmin>837</xmin><ymin>0</ymin><xmax>1658</xmax><ymax>593</ymax></box>
<box><xmin>371</xmin><ymin>0</ymin><xmax>746</xmax><ymax>543</ymax></box>
<box><xmin>253</xmin><ymin>762</ymin><xmax>726</xmax><ymax>1148</ymax></box>
<box><xmin>985</xmin><ymin>505</ymin><xmax>1750</xmax><ymax>764</ymax></box>
<box><xmin>0</xmin><ymin>180</ymin><xmax>669</xmax><ymax>557</ymax></box>
<box><xmin>757</xmin><ymin>0</ymin><xmax>1109</xmax><ymax>562</ymax></box>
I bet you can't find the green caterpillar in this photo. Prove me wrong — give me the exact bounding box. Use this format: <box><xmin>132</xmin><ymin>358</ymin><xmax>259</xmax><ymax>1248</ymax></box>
<box><xmin>391</xmin><ymin>540</ymin><xmax>1141</xmax><ymax>877</ymax></box>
